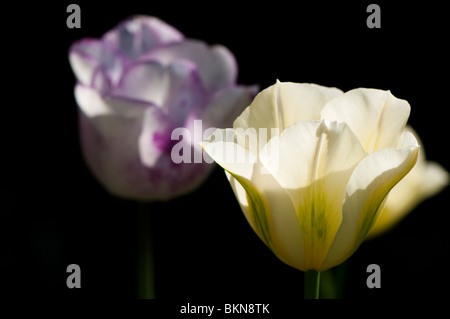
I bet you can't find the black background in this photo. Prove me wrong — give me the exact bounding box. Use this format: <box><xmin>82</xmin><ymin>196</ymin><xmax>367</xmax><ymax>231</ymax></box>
<box><xmin>3</xmin><ymin>0</ymin><xmax>449</xmax><ymax>312</ymax></box>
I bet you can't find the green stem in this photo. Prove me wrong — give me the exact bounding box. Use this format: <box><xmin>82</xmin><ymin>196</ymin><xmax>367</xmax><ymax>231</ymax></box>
<box><xmin>319</xmin><ymin>260</ymin><xmax>350</xmax><ymax>299</ymax></box>
<box><xmin>304</xmin><ymin>270</ymin><xmax>321</xmax><ymax>299</ymax></box>
<box><xmin>138</xmin><ymin>202</ymin><xmax>155</xmax><ymax>299</ymax></box>
<box><xmin>319</xmin><ymin>269</ymin><xmax>337</xmax><ymax>299</ymax></box>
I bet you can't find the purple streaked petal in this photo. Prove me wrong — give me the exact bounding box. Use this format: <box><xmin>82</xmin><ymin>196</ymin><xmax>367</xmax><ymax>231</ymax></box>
<box><xmin>78</xmin><ymin>104</ymin><xmax>148</xmax><ymax>200</ymax></box>
<box><xmin>138</xmin><ymin>107</ymin><xmax>172</xmax><ymax>167</ymax></box>
<box><xmin>202</xmin><ymin>85</ymin><xmax>259</xmax><ymax>128</ymax></box>
<box><xmin>80</xmin><ymin>106</ymin><xmax>214</xmax><ymax>201</ymax></box>
<box><xmin>165</xmin><ymin>60</ymin><xmax>209</xmax><ymax>127</ymax></box>
<box><xmin>69</xmin><ymin>38</ymin><xmax>128</xmax><ymax>86</ymax></box>
<box><xmin>114</xmin><ymin>60</ymin><xmax>168</xmax><ymax>105</ymax></box>
<box><xmin>140</xmin><ymin>39</ymin><xmax>238</xmax><ymax>93</ymax></box>
<box><xmin>77</xmin><ymin>84</ymin><xmax>208</xmax><ymax>201</ymax></box>
<box><xmin>102</xmin><ymin>15</ymin><xmax>184</xmax><ymax>60</ymax></box>
<box><xmin>77</xmin><ymin>87</ymin><xmax>171</xmax><ymax>200</ymax></box>
<box><xmin>75</xmin><ymin>84</ymin><xmax>153</xmax><ymax>118</ymax></box>
<box><xmin>91</xmin><ymin>68</ymin><xmax>112</xmax><ymax>93</ymax></box>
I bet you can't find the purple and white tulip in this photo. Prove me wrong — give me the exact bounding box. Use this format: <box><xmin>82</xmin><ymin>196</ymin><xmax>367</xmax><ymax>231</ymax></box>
<box><xmin>69</xmin><ymin>15</ymin><xmax>257</xmax><ymax>201</ymax></box>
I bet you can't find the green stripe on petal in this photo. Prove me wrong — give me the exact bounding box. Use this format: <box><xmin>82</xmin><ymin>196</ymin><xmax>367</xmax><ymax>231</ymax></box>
<box><xmin>229</xmin><ymin>173</ymin><xmax>274</xmax><ymax>250</ymax></box>
<box><xmin>200</xmin><ymin>128</ymin><xmax>273</xmax><ymax>250</ymax></box>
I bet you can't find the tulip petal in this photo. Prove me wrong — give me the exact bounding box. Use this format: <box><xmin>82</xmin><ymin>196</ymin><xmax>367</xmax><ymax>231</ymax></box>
<box><xmin>202</xmin><ymin>130</ymin><xmax>305</xmax><ymax>268</ymax></box>
<box><xmin>75</xmin><ymin>84</ymin><xmax>151</xmax><ymax>118</ymax></box>
<box><xmin>102</xmin><ymin>15</ymin><xmax>184</xmax><ymax>60</ymax></box>
<box><xmin>138</xmin><ymin>107</ymin><xmax>172</xmax><ymax>167</ymax></box>
<box><xmin>393</xmin><ymin>127</ymin><xmax>449</xmax><ymax>202</ymax></box>
<box><xmin>80</xmin><ymin>106</ymin><xmax>213</xmax><ymax>201</ymax></box>
<box><xmin>200</xmin><ymin>129</ymin><xmax>272</xmax><ymax>243</ymax></box>
<box><xmin>368</xmin><ymin>127</ymin><xmax>449</xmax><ymax>238</ymax></box>
<box><xmin>276</xmin><ymin>81</ymin><xmax>343</xmax><ymax>128</ymax></box>
<box><xmin>91</xmin><ymin>68</ymin><xmax>113</xmax><ymax>93</ymax></box>
<box><xmin>323</xmin><ymin>132</ymin><xmax>419</xmax><ymax>269</ymax></box>
<box><xmin>420</xmin><ymin>161</ymin><xmax>449</xmax><ymax>198</ymax></box>
<box><xmin>115</xmin><ymin>59</ymin><xmax>208</xmax><ymax>127</ymax></box>
<box><xmin>260</xmin><ymin>120</ymin><xmax>367</xmax><ymax>270</ymax></box>
<box><xmin>77</xmin><ymin>98</ymin><xmax>149</xmax><ymax>199</ymax></box>
<box><xmin>69</xmin><ymin>39</ymin><xmax>127</xmax><ymax>86</ymax></box>
<box><xmin>165</xmin><ymin>60</ymin><xmax>209</xmax><ymax>126</ymax></box>
<box><xmin>76</xmin><ymin>85</ymin><xmax>155</xmax><ymax>156</ymax></box>
<box><xmin>233</xmin><ymin>81</ymin><xmax>343</xmax><ymax>155</ymax></box>
<box><xmin>321</xmin><ymin>88</ymin><xmax>410</xmax><ymax>152</ymax></box>
<box><xmin>200</xmin><ymin>128</ymin><xmax>257</xmax><ymax>181</ymax></box>
<box><xmin>225</xmin><ymin>171</ymin><xmax>251</xmax><ymax>221</ymax></box>
<box><xmin>368</xmin><ymin>160</ymin><xmax>448</xmax><ymax>238</ymax></box>
<box><xmin>251</xmin><ymin>162</ymin><xmax>308</xmax><ymax>270</ymax></box>
<box><xmin>141</xmin><ymin>40</ymin><xmax>237</xmax><ymax>93</ymax></box>
<box><xmin>76</xmin><ymin>84</ymin><xmax>173</xmax><ymax>170</ymax></box>
<box><xmin>77</xmin><ymin>84</ymin><xmax>208</xmax><ymax>201</ymax></box>
<box><xmin>200</xmin><ymin>131</ymin><xmax>271</xmax><ymax>250</ymax></box>
<box><xmin>202</xmin><ymin>85</ymin><xmax>259</xmax><ymax>128</ymax></box>
<box><xmin>227</xmin><ymin>164</ymin><xmax>307</xmax><ymax>271</ymax></box>
<box><xmin>115</xmin><ymin>60</ymin><xmax>168</xmax><ymax>105</ymax></box>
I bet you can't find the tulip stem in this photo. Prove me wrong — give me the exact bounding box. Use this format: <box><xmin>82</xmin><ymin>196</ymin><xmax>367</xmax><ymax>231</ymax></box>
<box><xmin>138</xmin><ymin>202</ymin><xmax>155</xmax><ymax>299</ymax></box>
<box><xmin>304</xmin><ymin>270</ymin><xmax>321</xmax><ymax>299</ymax></box>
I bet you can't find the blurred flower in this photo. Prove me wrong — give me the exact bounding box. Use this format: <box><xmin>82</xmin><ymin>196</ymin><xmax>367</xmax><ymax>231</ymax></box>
<box><xmin>69</xmin><ymin>15</ymin><xmax>257</xmax><ymax>201</ymax></box>
<box><xmin>368</xmin><ymin>127</ymin><xmax>448</xmax><ymax>238</ymax></box>
<box><xmin>201</xmin><ymin>81</ymin><xmax>419</xmax><ymax>271</ymax></box>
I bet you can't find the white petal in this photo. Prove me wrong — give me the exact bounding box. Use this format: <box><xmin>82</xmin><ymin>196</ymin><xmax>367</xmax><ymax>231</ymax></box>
<box><xmin>225</xmin><ymin>171</ymin><xmax>250</xmax><ymax>219</ymax></box>
<box><xmin>321</xmin><ymin>88</ymin><xmax>410</xmax><ymax>152</ymax></box>
<box><xmin>259</xmin><ymin>121</ymin><xmax>319</xmax><ymax>190</ymax></box>
<box><xmin>276</xmin><ymin>81</ymin><xmax>343</xmax><ymax>128</ymax></box>
<box><xmin>69</xmin><ymin>48</ymin><xmax>97</xmax><ymax>86</ymax></box>
<box><xmin>200</xmin><ymin>128</ymin><xmax>257</xmax><ymax>180</ymax></box>
<box><xmin>323</xmin><ymin>134</ymin><xmax>420</xmax><ymax>269</ymax></box>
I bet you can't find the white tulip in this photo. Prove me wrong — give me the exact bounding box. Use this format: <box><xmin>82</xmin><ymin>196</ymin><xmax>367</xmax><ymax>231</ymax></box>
<box><xmin>201</xmin><ymin>81</ymin><xmax>420</xmax><ymax>271</ymax></box>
